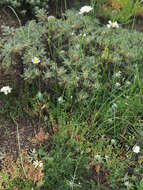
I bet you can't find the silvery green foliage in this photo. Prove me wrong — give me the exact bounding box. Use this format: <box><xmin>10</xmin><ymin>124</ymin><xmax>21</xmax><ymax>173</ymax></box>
<box><xmin>0</xmin><ymin>0</ymin><xmax>72</xmax><ymax>14</ymax></box>
<box><xmin>1</xmin><ymin>9</ymin><xmax>143</xmax><ymax>102</ymax></box>
<box><xmin>0</xmin><ymin>0</ymin><xmax>49</xmax><ymax>14</ymax></box>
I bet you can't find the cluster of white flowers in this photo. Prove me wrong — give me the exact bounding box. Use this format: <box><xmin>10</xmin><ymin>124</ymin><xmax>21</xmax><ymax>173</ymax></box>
<box><xmin>79</xmin><ymin>6</ymin><xmax>93</xmax><ymax>14</ymax></box>
<box><xmin>107</xmin><ymin>20</ymin><xmax>119</xmax><ymax>28</ymax></box>
<box><xmin>32</xmin><ymin>57</ymin><xmax>40</xmax><ymax>64</ymax></box>
<box><xmin>33</xmin><ymin>160</ymin><xmax>43</xmax><ymax>168</ymax></box>
<box><xmin>0</xmin><ymin>86</ymin><xmax>12</xmax><ymax>95</ymax></box>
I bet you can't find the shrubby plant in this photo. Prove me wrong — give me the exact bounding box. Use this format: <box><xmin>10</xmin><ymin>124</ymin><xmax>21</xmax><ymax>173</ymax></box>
<box><xmin>43</xmin><ymin>134</ymin><xmax>91</xmax><ymax>189</ymax></box>
<box><xmin>1</xmin><ymin>8</ymin><xmax>143</xmax><ymax>105</ymax></box>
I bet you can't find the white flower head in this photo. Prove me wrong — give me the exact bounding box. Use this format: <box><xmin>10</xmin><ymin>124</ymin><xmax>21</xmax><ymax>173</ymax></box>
<box><xmin>115</xmin><ymin>82</ymin><xmax>120</xmax><ymax>88</ymax></box>
<box><xmin>107</xmin><ymin>20</ymin><xmax>112</xmax><ymax>28</ymax></box>
<box><xmin>111</xmin><ymin>139</ymin><xmax>116</xmax><ymax>145</ymax></box>
<box><xmin>115</xmin><ymin>71</ymin><xmax>121</xmax><ymax>78</ymax></box>
<box><xmin>112</xmin><ymin>21</ymin><xmax>119</xmax><ymax>28</ymax></box>
<box><xmin>132</xmin><ymin>145</ymin><xmax>140</xmax><ymax>154</ymax></box>
<box><xmin>94</xmin><ymin>154</ymin><xmax>102</xmax><ymax>162</ymax></box>
<box><xmin>105</xmin><ymin>155</ymin><xmax>109</xmax><ymax>160</ymax></box>
<box><xmin>126</xmin><ymin>81</ymin><xmax>131</xmax><ymax>86</ymax></box>
<box><xmin>79</xmin><ymin>6</ymin><xmax>93</xmax><ymax>14</ymax></box>
<box><xmin>31</xmin><ymin>148</ymin><xmax>36</xmax><ymax>154</ymax></box>
<box><xmin>32</xmin><ymin>57</ymin><xmax>40</xmax><ymax>64</ymax></box>
<box><xmin>0</xmin><ymin>86</ymin><xmax>12</xmax><ymax>95</ymax></box>
<box><xmin>124</xmin><ymin>181</ymin><xmax>130</xmax><ymax>187</ymax></box>
<box><xmin>58</xmin><ymin>96</ymin><xmax>64</xmax><ymax>103</ymax></box>
<box><xmin>107</xmin><ymin>20</ymin><xmax>119</xmax><ymax>28</ymax></box>
<box><xmin>33</xmin><ymin>160</ymin><xmax>43</xmax><ymax>168</ymax></box>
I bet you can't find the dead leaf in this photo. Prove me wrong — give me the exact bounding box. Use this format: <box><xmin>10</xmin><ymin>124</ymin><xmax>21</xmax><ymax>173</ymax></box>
<box><xmin>31</xmin><ymin>128</ymin><xmax>49</xmax><ymax>144</ymax></box>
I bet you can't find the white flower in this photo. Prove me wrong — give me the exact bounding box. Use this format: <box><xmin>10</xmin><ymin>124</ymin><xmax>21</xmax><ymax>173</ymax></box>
<box><xmin>126</xmin><ymin>81</ymin><xmax>131</xmax><ymax>86</ymax></box>
<box><xmin>105</xmin><ymin>155</ymin><xmax>109</xmax><ymax>160</ymax></box>
<box><xmin>107</xmin><ymin>20</ymin><xmax>119</xmax><ymax>28</ymax></box>
<box><xmin>94</xmin><ymin>154</ymin><xmax>102</xmax><ymax>162</ymax></box>
<box><xmin>115</xmin><ymin>71</ymin><xmax>121</xmax><ymax>78</ymax></box>
<box><xmin>31</xmin><ymin>148</ymin><xmax>36</xmax><ymax>154</ymax></box>
<box><xmin>58</xmin><ymin>96</ymin><xmax>64</xmax><ymax>103</ymax></box>
<box><xmin>111</xmin><ymin>139</ymin><xmax>116</xmax><ymax>145</ymax></box>
<box><xmin>124</xmin><ymin>181</ymin><xmax>130</xmax><ymax>187</ymax></box>
<box><xmin>0</xmin><ymin>86</ymin><xmax>12</xmax><ymax>95</ymax></box>
<box><xmin>79</xmin><ymin>6</ymin><xmax>93</xmax><ymax>14</ymax></box>
<box><xmin>132</xmin><ymin>145</ymin><xmax>140</xmax><ymax>153</ymax></box>
<box><xmin>33</xmin><ymin>160</ymin><xmax>43</xmax><ymax>168</ymax></box>
<box><xmin>115</xmin><ymin>82</ymin><xmax>120</xmax><ymax>88</ymax></box>
<box><xmin>32</xmin><ymin>57</ymin><xmax>40</xmax><ymax>64</ymax></box>
<box><xmin>112</xmin><ymin>21</ymin><xmax>119</xmax><ymax>28</ymax></box>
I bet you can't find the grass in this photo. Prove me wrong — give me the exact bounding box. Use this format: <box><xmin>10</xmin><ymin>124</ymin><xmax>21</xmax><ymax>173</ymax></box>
<box><xmin>0</xmin><ymin>1</ymin><xmax>143</xmax><ymax>190</ymax></box>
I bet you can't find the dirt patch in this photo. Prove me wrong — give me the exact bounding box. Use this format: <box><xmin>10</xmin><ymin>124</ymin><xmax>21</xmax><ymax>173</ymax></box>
<box><xmin>0</xmin><ymin>117</ymin><xmax>44</xmax><ymax>161</ymax></box>
<box><xmin>0</xmin><ymin>6</ymin><xmax>20</xmax><ymax>38</ymax></box>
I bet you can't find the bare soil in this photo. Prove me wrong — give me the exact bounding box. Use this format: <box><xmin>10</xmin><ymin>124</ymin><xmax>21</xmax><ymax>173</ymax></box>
<box><xmin>0</xmin><ymin>117</ymin><xmax>41</xmax><ymax>161</ymax></box>
<box><xmin>0</xmin><ymin>6</ymin><xmax>19</xmax><ymax>37</ymax></box>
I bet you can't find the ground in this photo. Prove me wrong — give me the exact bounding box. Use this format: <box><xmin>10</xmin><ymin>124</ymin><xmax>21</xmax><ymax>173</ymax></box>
<box><xmin>0</xmin><ymin>6</ymin><xmax>18</xmax><ymax>37</ymax></box>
